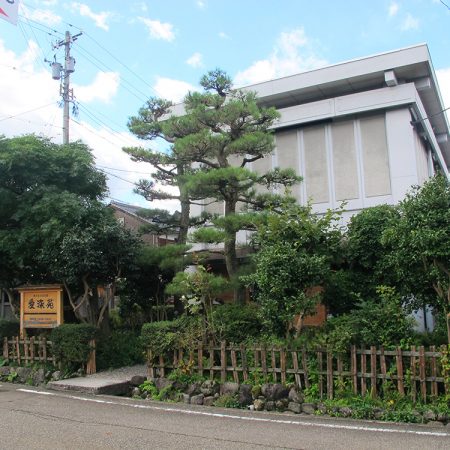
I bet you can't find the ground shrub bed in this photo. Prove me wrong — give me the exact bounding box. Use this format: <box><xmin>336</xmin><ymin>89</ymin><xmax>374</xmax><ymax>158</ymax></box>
<box><xmin>129</xmin><ymin>374</ymin><xmax>450</xmax><ymax>425</ymax></box>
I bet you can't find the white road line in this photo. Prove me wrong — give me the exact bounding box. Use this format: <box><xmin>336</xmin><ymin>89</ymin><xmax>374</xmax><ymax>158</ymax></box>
<box><xmin>17</xmin><ymin>388</ymin><xmax>450</xmax><ymax>438</ymax></box>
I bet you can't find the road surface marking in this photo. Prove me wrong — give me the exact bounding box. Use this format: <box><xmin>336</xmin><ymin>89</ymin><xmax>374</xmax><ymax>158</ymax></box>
<box><xmin>17</xmin><ymin>388</ymin><xmax>450</xmax><ymax>438</ymax></box>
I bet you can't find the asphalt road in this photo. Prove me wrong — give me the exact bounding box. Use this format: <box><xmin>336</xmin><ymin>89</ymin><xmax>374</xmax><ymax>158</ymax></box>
<box><xmin>0</xmin><ymin>382</ymin><xmax>449</xmax><ymax>450</ymax></box>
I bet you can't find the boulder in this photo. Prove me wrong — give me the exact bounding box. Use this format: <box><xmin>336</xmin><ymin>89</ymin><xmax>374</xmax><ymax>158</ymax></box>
<box><xmin>301</xmin><ymin>402</ymin><xmax>316</xmax><ymax>415</ymax></box>
<box><xmin>316</xmin><ymin>403</ymin><xmax>328</xmax><ymax>415</ymax></box>
<box><xmin>0</xmin><ymin>367</ymin><xmax>10</xmax><ymax>378</ymax></box>
<box><xmin>140</xmin><ymin>391</ymin><xmax>148</xmax><ymax>399</ymax></box>
<box><xmin>275</xmin><ymin>399</ymin><xmax>288</xmax><ymax>411</ymax></box>
<box><xmin>204</xmin><ymin>396</ymin><xmax>215</xmax><ymax>407</ymax></box>
<box><xmin>51</xmin><ymin>371</ymin><xmax>62</xmax><ymax>381</ymax></box>
<box><xmin>423</xmin><ymin>410</ymin><xmax>436</xmax><ymax>422</ymax></box>
<box><xmin>190</xmin><ymin>394</ymin><xmax>204</xmax><ymax>405</ymax></box>
<box><xmin>238</xmin><ymin>384</ymin><xmax>253</xmax><ymax>406</ymax></box>
<box><xmin>130</xmin><ymin>375</ymin><xmax>146</xmax><ymax>387</ymax></box>
<box><xmin>200</xmin><ymin>380</ymin><xmax>219</xmax><ymax>396</ymax></box>
<box><xmin>154</xmin><ymin>378</ymin><xmax>174</xmax><ymax>391</ymax></box>
<box><xmin>288</xmin><ymin>387</ymin><xmax>304</xmax><ymax>404</ymax></box>
<box><xmin>261</xmin><ymin>383</ymin><xmax>289</xmax><ymax>401</ymax></box>
<box><xmin>32</xmin><ymin>368</ymin><xmax>46</xmax><ymax>385</ymax></box>
<box><xmin>185</xmin><ymin>382</ymin><xmax>202</xmax><ymax>396</ymax></box>
<box><xmin>253</xmin><ymin>399</ymin><xmax>266</xmax><ymax>411</ymax></box>
<box><xmin>426</xmin><ymin>420</ymin><xmax>445</xmax><ymax>427</ymax></box>
<box><xmin>220</xmin><ymin>382</ymin><xmax>239</xmax><ymax>396</ymax></box>
<box><xmin>16</xmin><ymin>367</ymin><xmax>32</xmax><ymax>383</ymax></box>
<box><xmin>182</xmin><ymin>393</ymin><xmax>191</xmax><ymax>404</ymax></box>
<box><xmin>131</xmin><ymin>387</ymin><xmax>141</xmax><ymax>397</ymax></box>
<box><xmin>265</xmin><ymin>401</ymin><xmax>275</xmax><ymax>411</ymax></box>
<box><xmin>373</xmin><ymin>408</ymin><xmax>384</xmax><ymax>420</ymax></box>
<box><xmin>338</xmin><ymin>407</ymin><xmax>353</xmax><ymax>418</ymax></box>
<box><xmin>288</xmin><ymin>402</ymin><xmax>302</xmax><ymax>414</ymax></box>
<box><xmin>437</xmin><ymin>412</ymin><xmax>448</xmax><ymax>423</ymax></box>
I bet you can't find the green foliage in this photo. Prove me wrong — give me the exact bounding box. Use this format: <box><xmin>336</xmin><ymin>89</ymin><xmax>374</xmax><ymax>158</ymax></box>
<box><xmin>0</xmin><ymin>319</ymin><xmax>19</xmax><ymax>340</ymax></box>
<box><xmin>213</xmin><ymin>394</ymin><xmax>240</xmax><ymax>408</ymax></box>
<box><xmin>141</xmin><ymin>315</ymin><xmax>204</xmax><ymax>356</ymax></box>
<box><xmin>244</xmin><ymin>200</ymin><xmax>342</xmax><ymax>337</ymax></box>
<box><xmin>382</xmin><ymin>175</ymin><xmax>450</xmax><ymax>342</ymax></box>
<box><xmin>211</xmin><ymin>303</ymin><xmax>261</xmax><ymax>343</ymax></box>
<box><xmin>51</xmin><ymin>324</ymin><xmax>97</xmax><ymax>370</ymax></box>
<box><xmin>96</xmin><ymin>330</ymin><xmax>144</xmax><ymax>371</ymax></box>
<box><xmin>323</xmin><ymin>286</ymin><xmax>415</xmax><ymax>352</ymax></box>
<box><xmin>139</xmin><ymin>380</ymin><xmax>158</xmax><ymax>398</ymax></box>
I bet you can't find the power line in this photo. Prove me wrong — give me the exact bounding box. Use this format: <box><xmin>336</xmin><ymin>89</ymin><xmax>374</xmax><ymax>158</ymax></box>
<box><xmin>97</xmin><ymin>168</ymin><xmax>139</xmax><ymax>186</ymax></box>
<box><xmin>411</xmin><ymin>105</ymin><xmax>450</xmax><ymax>124</ymax></box>
<box><xmin>97</xmin><ymin>165</ymin><xmax>153</xmax><ymax>175</ymax></box>
<box><xmin>0</xmin><ymin>103</ymin><xmax>56</xmax><ymax>122</ymax></box>
<box><xmin>439</xmin><ymin>1</ymin><xmax>450</xmax><ymax>10</ymax></box>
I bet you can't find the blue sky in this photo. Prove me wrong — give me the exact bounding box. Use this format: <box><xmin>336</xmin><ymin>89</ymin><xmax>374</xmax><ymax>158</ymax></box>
<box><xmin>1</xmin><ymin>0</ymin><xmax>450</xmax><ymax>210</ymax></box>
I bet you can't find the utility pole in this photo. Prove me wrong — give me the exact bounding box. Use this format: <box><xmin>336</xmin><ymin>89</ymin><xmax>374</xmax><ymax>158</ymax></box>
<box><xmin>47</xmin><ymin>30</ymin><xmax>82</xmax><ymax>144</ymax></box>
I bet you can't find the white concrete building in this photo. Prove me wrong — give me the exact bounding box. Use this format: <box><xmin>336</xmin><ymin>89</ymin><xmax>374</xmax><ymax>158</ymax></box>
<box><xmin>192</xmin><ymin>44</ymin><xmax>450</xmax><ymax>223</ymax></box>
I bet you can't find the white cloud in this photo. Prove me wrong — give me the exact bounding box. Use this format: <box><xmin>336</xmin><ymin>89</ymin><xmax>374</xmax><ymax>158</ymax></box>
<box><xmin>139</xmin><ymin>17</ymin><xmax>175</xmax><ymax>41</ymax></box>
<box><xmin>400</xmin><ymin>13</ymin><xmax>419</xmax><ymax>31</ymax></box>
<box><xmin>436</xmin><ymin>68</ymin><xmax>450</xmax><ymax>118</ymax></box>
<box><xmin>234</xmin><ymin>28</ymin><xmax>327</xmax><ymax>86</ymax></box>
<box><xmin>22</xmin><ymin>8</ymin><xmax>62</xmax><ymax>26</ymax></box>
<box><xmin>0</xmin><ymin>39</ymin><xmax>178</xmax><ymax>211</ymax></box>
<box><xmin>42</xmin><ymin>1</ymin><xmax>59</xmax><ymax>6</ymax></box>
<box><xmin>218</xmin><ymin>31</ymin><xmax>230</xmax><ymax>39</ymax></box>
<box><xmin>197</xmin><ymin>0</ymin><xmax>206</xmax><ymax>9</ymax></box>
<box><xmin>186</xmin><ymin>52</ymin><xmax>203</xmax><ymax>68</ymax></box>
<box><xmin>153</xmin><ymin>77</ymin><xmax>198</xmax><ymax>102</ymax></box>
<box><xmin>71</xmin><ymin>3</ymin><xmax>112</xmax><ymax>31</ymax></box>
<box><xmin>74</xmin><ymin>72</ymin><xmax>120</xmax><ymax>104</ymax></box>
<box><xmin>388</xmin><ymin>2</ymin><xmax>399</xmax><ymax>18</ymax></box>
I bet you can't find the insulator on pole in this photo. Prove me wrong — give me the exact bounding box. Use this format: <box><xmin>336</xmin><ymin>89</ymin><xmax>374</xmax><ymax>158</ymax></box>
<box><xmin>51</xmin><ymin>62</ymin><xmax>62</xmax><ymax>80</ymax></box>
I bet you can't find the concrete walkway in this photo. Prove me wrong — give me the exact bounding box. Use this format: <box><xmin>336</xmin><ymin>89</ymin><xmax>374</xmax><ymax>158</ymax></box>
<box><xmin>47</xmin><ymin>364</ymin><xmax>147</xmax><ymax>395</ymax></box>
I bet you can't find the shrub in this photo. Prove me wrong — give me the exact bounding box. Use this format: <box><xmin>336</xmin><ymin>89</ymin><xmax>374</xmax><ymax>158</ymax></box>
<box><xmin>213</xmin><ymin>394</ymin><xmax>240</xmax><ymax>408</ymax></box>
<box><xmin>211</xmin><ymin>303</ymin><xmax>261</xmax><ymax>343</ymax></box>
<box><xmin>96</xmin><ymin>330</ymin><xmax>144</xmax><ymax>371</ymax></box>
<box><xmin>141</xmin><ymin>316</ymin><xmax>203</xmax><ymax>356</ymax></box>
<box><xmin>50</xmin><ymin>323</ymin><xmax>97</xmax><ymax>371</ymax></box>
<box><xmin>0</xmin><ymin>319</ymin><xmax>20</xmax><ymax>340</ymax></box>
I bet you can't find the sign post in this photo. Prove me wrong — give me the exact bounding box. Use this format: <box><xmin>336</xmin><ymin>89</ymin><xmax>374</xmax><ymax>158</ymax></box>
<box><xmin>18</xmin><ymin>285</ymin><xmax>64</xmax><ymax>337</ymax></box>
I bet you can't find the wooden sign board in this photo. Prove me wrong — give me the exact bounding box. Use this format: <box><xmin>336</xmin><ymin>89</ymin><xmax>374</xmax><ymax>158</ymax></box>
<box><xmin>19</xmin><ymin>285</ymin><xmax>63</xmax><ymax>336</ymax></box>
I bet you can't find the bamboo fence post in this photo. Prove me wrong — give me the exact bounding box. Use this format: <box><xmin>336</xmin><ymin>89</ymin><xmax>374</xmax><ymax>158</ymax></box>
<box><xmin>86</xmin><ymin>339</ymin><xmax>96</xmax><ymax>375</ymax></box>
<box><xmin>292</xmin><ymin>351</ymin><xmax>301</xmax><ymax>389</ymax></box>
<box><xmin>441</xmin><ymin>345</ymin><xmax>450</xmax><ymax>396</ymax></box>
<box><xmin>380</xmin><ymin>346</ymin><xmax>387</xmax><ymax>383</ymax></box>
<box><xmin>220</xmin><ymin>341</ymin><xmax>226</xmax><ymax>383</ymax></box>
<box><xmin>173</xmin><ymin>349</ymin><xmax>178</xmax><ymax>368</ymax></box>
<box><xmin>271</xmin><ymin>347</ymin><xmax>277</xmax><ymax>383</ymax></box>
<box><xmin>351</xmin><ymin>345</ymin><xmax>357</xmax><ymax>395</ymax></box>
<box><xmin>254</xmin><ymin>347</ymin><xmax>259</xmax><ymax>372</ymax></box>
<box><xmin>240</xmin><ymin>343</ymin><xmax>248</xmax><ymax>382</ymax></box>
<box><xmin>301</xmin><ymin>348</ymin><xmax>310</xmax><ymax>389</ymax></box>
<box><xmin>198</xmin><ymin>345</ymin><xmax>203</xmax><ymax>378</ymax></box>
<box><xmin>30</xmin><ymin>336</ymin><xmax>35</xmax><ymax>364</ymax></box>
<box><xmin>361</xmin><ymin>348</ymin><xmax>367</xmax><ymax>397</ymax></box>
<box><xmin>209</xmin><ymin>342</ymin><xmax>214</xmax><ymax>380</ymax></box>
<box><xmin>3</xmin><ymin>337</ymin><xmax>8</xmax><ymax>360</ymax></box>
<box><xmin>317</xmin><ymin>350</ymin><xmax>323</xmax><ymax>399</ymax></box>
<box><xmin>337</xmin><ymin>354</ymin><xmax>343</xmax><ymax>389</ymax></box>
<box><xmin>410</xmin><ymin>345</ymin><xmax>417</xmax><ymax>403</ymax></box>
<box><xmin>261</xmin><ymin>346</ymin><xmax>268</xmax><ymax>378</ymax></box>
<box><xmin>419</xmin><ymin>346</ymin><xmax>426</xmax><ymax>403</ymax></box>
<box><xmin>280</xmin><ymin>347</ymin><xmax>287</xmax><ymax>384</ymax></box>
<box><xmin>231</xmin><ymin>348</ymin><xmax>239</xmax><ymax>383</ymax></box>
<box><xmin>16</xmin><ymin>336</ymin><xmax>21</xmax><ymax>366</ymax></box>
<box><xmin>147</xmin><ymin>349</ymin><xmax>154</xmax><ymax>379</ymax></box>
<box><xmin>370</xmin><ymin>346</ymin><xmax>377</xmax><ymax>399</ymax></box>
<box><xmin>430</xmin><ymin>345</ymin><xmax>438</xmax><ymax>398</ymax></box>
<box><xmin>396</xmin><ymin>347</ymin><xmax>404</xmax><ymax>396</ymax></box>
<box><xmin>326</xmin><ymin>349</ymin><xmax>333</xmax><ymax>399</ymax></box>
<box><xmin>24</xmin><ymin>337</ymin><xmax>29</xmax><ymax>364</ymax></box>
<box><xmin>37</xmin><ymin>336</ymin><xmax>42</xmax><ymax>362</ymax></box>
<box><xmin>159</xmin><ymin>354</ymin><xmax>165</xmax><ymax>378</ymax></box>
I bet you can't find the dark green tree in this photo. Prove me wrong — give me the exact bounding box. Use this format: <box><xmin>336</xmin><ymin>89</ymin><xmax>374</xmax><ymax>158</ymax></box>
<box><xmin>382</xmin><ymin>175</ymin><xmax>450</xmax><ymax>343</ymax></box>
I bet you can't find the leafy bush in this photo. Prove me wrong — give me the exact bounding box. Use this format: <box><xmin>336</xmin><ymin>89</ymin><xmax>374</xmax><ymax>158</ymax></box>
<box><xmin>50</xmin><ymin>323</ymin><xmax>97</xmax><ymax>370</ymax></box>
<box><xmin>213</xmin><ymin>394</ymin><xmax>240</xmax><ymax>408</ymax></box>
<box><xmin>0</xmin><ymin>319</ymin><xmax>19</xmax><ymax>340</ymax></box>
<box><xmin>211</xmin><ymin>303</ymin><xmax>261</xmax><ymax>343</ymax></box>
<box><xmin>323</xmin><ymin>286</ymin><xmax>415</xmax><ymax>352</ymax></box>
<box><xmin>96</xmin><ymin>330</ymin><xmax>144</xmax><ymax>371</ymax></box>
<box><xmin>141</xmin><ymin>316</ymin><xmax>203</xmax><ymax>356</ymax></box>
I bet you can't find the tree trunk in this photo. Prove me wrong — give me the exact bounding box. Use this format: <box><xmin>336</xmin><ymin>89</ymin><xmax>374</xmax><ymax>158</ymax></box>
<box><xmin>177</xmin><ymin>164</ymin><xmax>191</xmax><ymax>245</ymax></box>
<box><xmin>4</xmin><ymin>288</ymin><xmax>18</xmax><ymax>319</ymax></box>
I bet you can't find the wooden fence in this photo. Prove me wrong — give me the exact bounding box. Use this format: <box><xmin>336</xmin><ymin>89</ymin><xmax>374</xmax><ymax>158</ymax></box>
<box><xmin>146</xmin><ymin>343</ymin><xmax>450</xmax><ymax>402</ymax></box>
<box><xmin>3</xmin><ymin>336</ymin><xmax>56</xmax><ymax>366</ymax></box>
